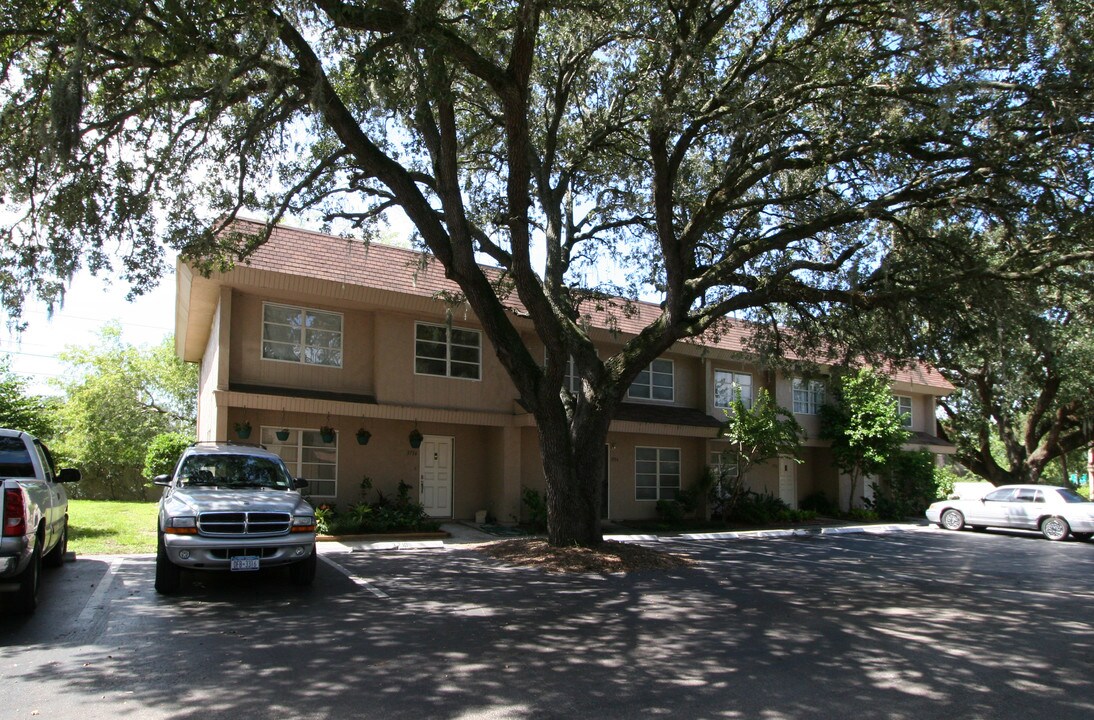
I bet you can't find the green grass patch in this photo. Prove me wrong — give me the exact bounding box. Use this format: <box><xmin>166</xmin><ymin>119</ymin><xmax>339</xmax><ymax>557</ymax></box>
<box><xmin>69</xmin><ymin>500</ymin><xmax>159</xmax><ymax>556</ymax></box>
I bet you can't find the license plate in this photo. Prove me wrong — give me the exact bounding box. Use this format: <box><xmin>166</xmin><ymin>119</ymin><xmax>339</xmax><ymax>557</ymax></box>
<box><xmin>230</xmin><ymin>555</ymin><xmax>260</xmax><ymax>571</ymax></box>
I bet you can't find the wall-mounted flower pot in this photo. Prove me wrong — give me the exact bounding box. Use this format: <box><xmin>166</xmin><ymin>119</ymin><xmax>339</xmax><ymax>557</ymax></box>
<box><xmin>356</xmin><ymin>429</ymin><xmax>371</xmax><ymax>445</ymax></box>
<box><xmin>320</xmin><ymin>426</ymin><xmax>336</xmax><ymax>443</ymax></box>
<box><xmin>275</xmin><ymin>428</ymin><xmax>290</xmax><ymax>442</ymax></box>
<box><xmin>409</xmin><ymin>429</ymin><xmax>423</xmax><ymax>449</ymax></box>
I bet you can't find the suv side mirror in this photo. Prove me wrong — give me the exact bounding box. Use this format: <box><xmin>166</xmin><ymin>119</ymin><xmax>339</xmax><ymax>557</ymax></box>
<box><xmin>153</xmin><ymin>474</ymin><xmax>172</xmax><ymax>487</ymax></box>
<box><xmin>294</xmin><ymin>478</ymin><xmax>309</xmax><ymax>489</ymax></box>
<box><xmin>57</xmin><ymin>468</ymin><xmax>81</xmax><ymax>483</ymax></box>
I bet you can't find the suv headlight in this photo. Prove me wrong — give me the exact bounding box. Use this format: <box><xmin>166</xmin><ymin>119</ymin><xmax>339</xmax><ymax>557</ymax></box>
<box><xmin>291</xmin><ymin>515</ymin><xmax>316</xmax><ymax>533</ymax></box>
<box><xmin>164</xmin><ymin>516</ymin><xmax>199</xmax><ymax>535</ymax></box>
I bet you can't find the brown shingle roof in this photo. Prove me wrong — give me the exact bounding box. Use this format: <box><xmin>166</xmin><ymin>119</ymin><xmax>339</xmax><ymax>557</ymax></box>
<box><xmin>227</xmin><ymin>218</ymin><xmax>953</xmax><ymax>392</ymax></box>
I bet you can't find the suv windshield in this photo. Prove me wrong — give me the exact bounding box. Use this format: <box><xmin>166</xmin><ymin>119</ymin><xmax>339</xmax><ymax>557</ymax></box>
<box><xmin>178</xmin><ymin>454</ymin><xmax>295</xmax><ymax>490</ymax></box>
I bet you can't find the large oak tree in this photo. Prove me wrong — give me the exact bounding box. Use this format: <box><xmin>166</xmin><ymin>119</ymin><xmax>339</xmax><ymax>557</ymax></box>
<box><xmin>2</xmin><ymin>1</ymin><xmax>1092</xmax><ymax>545</ymax></box>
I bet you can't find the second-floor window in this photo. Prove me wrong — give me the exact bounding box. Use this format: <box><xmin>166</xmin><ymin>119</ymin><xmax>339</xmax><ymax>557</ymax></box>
<box><xmin>629</xmin><ymin>359</ymin><xmax>674</xmax><ymax>401</ymax></box>
<box><xmin>895</xmin><ymin>395</ymin><xmax>913</xmax><ymax>428</ymax></box>
<box><xmin>415</xmin><ymin>323</ymin><xmax>482</xmax><ymax>380</ymax></box>
<box><xmin>262</xmin><ymin>303</ymin><xmax>343</xmax><ymax>368</ymax></box>
<box><xmin>544</xmin><ymin>352</ymin><xmax>583</xmax><ymax>394</ymax></box>
<box><xmin>715</xmin><ymin>370</ymin><xmax>753</xmax><ymax>409</ymax></box>
<box><xmin>792</xmin><ymin>378</ymin><xmax>825</xmax><ymax>415</ymax></box>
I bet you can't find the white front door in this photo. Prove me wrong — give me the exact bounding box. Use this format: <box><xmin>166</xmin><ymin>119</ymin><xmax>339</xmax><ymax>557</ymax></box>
<box><xmin>420</xmin><ymin>436</ymin><xmax>453</xmax><ymax>518</ymax></box>
<box><xmin>778</xmin><ymin>455</ymin><xmax>797</xmax><ymax>509</ymax></box>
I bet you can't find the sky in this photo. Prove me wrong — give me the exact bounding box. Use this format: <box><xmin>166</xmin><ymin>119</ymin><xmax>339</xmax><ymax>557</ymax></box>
<box><xmin>1</xmin><ymin>267</ymin><xmax>178</xmax><ymax>396</ymax></box>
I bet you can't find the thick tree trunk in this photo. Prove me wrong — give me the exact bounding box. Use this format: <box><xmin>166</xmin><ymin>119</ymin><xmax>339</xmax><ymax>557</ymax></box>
<box><xmin>537</xmin><ymin>408</ymin><xmax>611</xmax><ymax>547</ymax></box>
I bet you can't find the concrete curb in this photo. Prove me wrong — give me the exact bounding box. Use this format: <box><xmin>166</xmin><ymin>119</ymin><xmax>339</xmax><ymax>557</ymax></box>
<box><xmin>607</xmin><ymin>522</ymin><xmax>928</xmax><ymax>544</ymax></box>
<box><xmin>317</xmin><ymin>521</ymin><xmax>932</xmax><ymax>553</ymax></box>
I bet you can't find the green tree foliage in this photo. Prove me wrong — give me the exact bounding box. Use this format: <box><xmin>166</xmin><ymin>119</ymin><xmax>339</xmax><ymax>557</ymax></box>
<box><xmin>143</xmin><ymin>431</ymin><xmax>193</xmax><ymax>481</ymax></box>
<box><xmin>715</xmin><ymin>388</ymin><xmax>803</xmax><ymax>519</ymax></box>
<box><xmin>846</xmin><ymin>260</ymin><xmax>1094</xmax><ymax>486</ymax></box>
<box><xmin>820</xmin><ymin>368</ymin><xmax>909</xmax><ymax>511</ymax></box>
<box><xmin>2</xmin><ymin>1</ymin><xmax>1093</xmax><ymax>544</ymax></box>
<box><xmin>935</xmin><ymin>281</ymin><xmax>1094</xmax><ymax>485</ymax></box>
<box><xmin>53</xmin><ymin>324</ymin><xmax>197</xmax><ymax>500</ymax></box>
<box><xmin>869</xmin><ymin>449</ymin><xmax>939</xmax><ymax>520</ymax></box>
<box><xmin>0</xmin><ymin>356</ymin><xmax>56</xmax><ymax>438</ymax></box>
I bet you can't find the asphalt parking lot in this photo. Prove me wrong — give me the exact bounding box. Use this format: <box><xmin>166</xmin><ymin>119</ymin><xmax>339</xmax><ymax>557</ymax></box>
<box><xmin>2</xmin><ymin>527</ymin><xmax>1092</xmax><ymax>720</ymax></box>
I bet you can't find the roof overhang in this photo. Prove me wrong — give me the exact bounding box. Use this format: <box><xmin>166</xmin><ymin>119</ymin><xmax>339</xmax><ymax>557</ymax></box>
<box><xmin>175</xmin><ymin>260</ymin><xmax>223</xmax><ymax>363</ymax></box>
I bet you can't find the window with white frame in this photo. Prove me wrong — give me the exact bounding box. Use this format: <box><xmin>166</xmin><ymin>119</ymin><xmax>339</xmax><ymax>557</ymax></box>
<box><xmin>715</xmin><ymin>370</ymin><xmax>753</xmax><ymax>409</ymax></box>
<box><xmin>635</xmin><ymin>447</ymin><xmax>681</xmax><ymax>501</ymax></box>
<box><xmin>628</xmin><ymin>359</ymin><xmax>674</xmax><ymax>401</ymax></box>
<box><xmin>262</xmin><ymin>303</ymin><xmax>343</xmax><ymax>367</ymax></box>
<box><xmin>709</xmin><ymin>450</ymin><xmax>740</xmax><ymax>478</ymax></box>
<box><xmin>895</xmin><ymin>395</ymin><xmax>913</xmax><ymax>429</ymax></box>
<box><xmin>544</xmin><ymin>351</ymin><xmax>583</xmax><ymax>394</ymax></box>
<box><xmin>260</xmin><ymin>427</ymin><xmax>338</xmax><ymax>498</ymax></box>
<box><xmin>792</xmin><ymin>378</ymin><xmax>826</xmax><ymax>415</ymax></box>
<box><xmin>415</xmin><ymin>322</ymin><xmax>482</xmax><ymax>380</ymax></box>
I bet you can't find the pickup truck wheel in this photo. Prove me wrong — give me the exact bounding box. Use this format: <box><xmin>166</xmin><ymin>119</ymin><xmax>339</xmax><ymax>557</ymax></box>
<box><xmin>155</xmin><ymin>535</ymin><xmax>181</xmax><ymax>594</ymax></box>
<box><xmin>288</xmin><ymin>548</ymin><xmax>317</xmax><ymax>587</ymax></box>
<box><xmin>12</xmin><ymin>539</ymin><xmax>42</xmax><ymax>614</ymax></box>
<box><xmin>44</xmin><ymin>518</ymin><xmax>68</xmax><ymax>569</ymax></box>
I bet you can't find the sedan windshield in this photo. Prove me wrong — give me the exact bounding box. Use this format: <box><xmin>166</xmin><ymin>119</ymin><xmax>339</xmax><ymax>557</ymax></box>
<box><xmin>178</xmin><ymin>454</ymin><xmax>294</xmax><ymax>490</ymax></box>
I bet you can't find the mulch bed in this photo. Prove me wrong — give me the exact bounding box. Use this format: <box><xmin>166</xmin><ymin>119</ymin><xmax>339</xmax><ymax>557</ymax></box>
<box><xmin>473</xmin><ymin>538</ymin><xmax>695</xmax><ymax>574</ymax></box>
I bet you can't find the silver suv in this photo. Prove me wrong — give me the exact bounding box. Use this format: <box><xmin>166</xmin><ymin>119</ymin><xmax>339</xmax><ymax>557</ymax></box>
<box><xmin>153</xmin><ymin>442</ymin><xmax>317</xmax><ymax>594</ymax></box>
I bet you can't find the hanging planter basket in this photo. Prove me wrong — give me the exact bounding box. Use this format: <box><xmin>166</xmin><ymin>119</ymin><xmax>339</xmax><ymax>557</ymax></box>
<box><xmin>356</xmin><ymin>429</ymin><xmax>371</xmax><ymax>445</ymax></box>
<box><xmin>409</xmin><ymin>428</ymin><xmax>423</xmax><ymax>449</ymax></box>
<box><xmin>320</xmin><ymin>426</ymin><xmax>336</xmax><ymax>444</ymax></box>
<box><xmin>234</xmin><ymin>422</ymin><xmax>252</xmax><ymax>440</ymax></box>
<box><xmin>275</xmin><ymin>428</ymin><xmax>290</xmax><ymax>442</ymax></box>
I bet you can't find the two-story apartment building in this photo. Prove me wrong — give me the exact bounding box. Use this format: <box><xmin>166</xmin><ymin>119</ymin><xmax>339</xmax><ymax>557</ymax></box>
<box><xmin>175</xmin><ymin>219</ymin><xmax>954</xmax><ymax>523</ymax></box>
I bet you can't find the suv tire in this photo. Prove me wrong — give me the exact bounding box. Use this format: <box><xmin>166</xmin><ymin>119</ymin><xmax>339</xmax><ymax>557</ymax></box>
<box><xmin>288</xmin><ymin>549</ymin><xmax>317</xmax><ymax>587</ymax></box>
<box><xmin>155</xmin><ymin>533</ymin><xmax>182</xmax><ymax>594</ymax></box>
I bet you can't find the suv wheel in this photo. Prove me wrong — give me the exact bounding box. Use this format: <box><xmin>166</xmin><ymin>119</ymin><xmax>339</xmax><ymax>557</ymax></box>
<box><xmin>155</xmin><ymin>533</ymin><xmax>182</xmax><ymax>594</ymax></box>
<box><xmin>288</xmin><ymin>548</ymin><xmax>317</xmax><ymax>587</ymax></box>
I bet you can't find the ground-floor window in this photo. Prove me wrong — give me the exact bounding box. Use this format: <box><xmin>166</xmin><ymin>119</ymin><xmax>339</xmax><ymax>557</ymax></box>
<box><xmin>635</xmin><ymin>446</ymin><xmax>680</xmax><ymax>501</ymax></box>
<box><xmin>261</xmin><ymin>427</ymin><xmax>338</xmax><ymax>498</ymax></box>
<box><xmin>709</xmin><ymin>450</ymin><xmax>739</xmax><ymax>478</ymax></box>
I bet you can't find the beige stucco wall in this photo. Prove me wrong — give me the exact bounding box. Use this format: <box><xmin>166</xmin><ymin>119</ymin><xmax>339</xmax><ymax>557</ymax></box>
<box><xmin>229</xmin><ymin>291</ymin><xmax>374</xmax><ymax>396</ymax></box>
<box><xmin>605</xmin><ymin>432</ymin><xmax>707</xmax><ymax>521</ymax></box>
<box><xmin>372</xmin><ymin>313</ymin><xmax>517</xmax><ymax>413</ymax></box>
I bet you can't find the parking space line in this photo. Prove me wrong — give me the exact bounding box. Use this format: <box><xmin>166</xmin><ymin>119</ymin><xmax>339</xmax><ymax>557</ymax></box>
<box><xmin>319</xmin><ymin>554</ymin><xmax>390</xmax><ymax>599</ymax></box>
<box><xmin>76</xmin><ymin>556</ymin><xmax>122</xmax><ymax>626</ymax></box>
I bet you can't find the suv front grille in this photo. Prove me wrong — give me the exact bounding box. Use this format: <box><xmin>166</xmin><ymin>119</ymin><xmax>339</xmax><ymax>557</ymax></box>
<box><xmin>210</xmin><ymin>547</ymin><xmax>279</xmax><ymax>559</ymax></box>
<box><xmin>198</xmin><ymin>512</ymin><xmax>292</xmax><ymax>536</ymax></box>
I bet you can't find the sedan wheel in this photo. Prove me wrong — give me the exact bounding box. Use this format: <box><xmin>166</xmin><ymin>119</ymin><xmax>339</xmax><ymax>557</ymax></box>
<box><xmin>940</xmin><ymin>509</ymin><xmax>965</xmax><ymax>531</ymax></box>
<box><xmin>1040</xmin><ymin>516</ymin><xmax>1070</xmax><ymax>541</ymax></box>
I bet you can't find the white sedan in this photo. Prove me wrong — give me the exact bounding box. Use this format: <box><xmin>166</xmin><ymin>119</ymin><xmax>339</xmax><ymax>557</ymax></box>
<box><xmin>926</xmin><ymin>484</ymin><xmax>1094</xmax><ymax>541</ymax></box>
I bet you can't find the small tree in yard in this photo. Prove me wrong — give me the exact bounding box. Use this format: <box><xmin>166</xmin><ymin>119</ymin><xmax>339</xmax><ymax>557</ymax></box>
<box><xmin>716</xmin><ymin>388</ymin><xmax>803</xmax><ymax>521</ymax></box>
<box><xmin>820</xmin><ymin>368</ymin><xmax>909</xmax><ymax>512</ymax></box>
<box><xmin>143</xmin><ymin>432</ymin><xmax>195</xmax><ymax>482</ymax></box>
